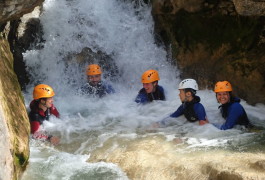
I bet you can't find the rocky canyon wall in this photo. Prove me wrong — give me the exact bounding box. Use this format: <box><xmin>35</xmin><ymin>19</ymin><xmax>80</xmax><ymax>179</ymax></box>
<box><xmin>152</xmin><ymin>0</ymin><xmax>265</xmax><ymax>104</ymax></box>
<box><xmin>0</xmin><ymin>0</ymin><xmax>43</xmax><ymax>179</ymax></box>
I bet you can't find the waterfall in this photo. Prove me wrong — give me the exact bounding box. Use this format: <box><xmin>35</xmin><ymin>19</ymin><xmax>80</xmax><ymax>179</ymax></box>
<box><xmin>21</xmin><ymin>0</ymin><xmax>265</xmax><ymax>179</ymax></box>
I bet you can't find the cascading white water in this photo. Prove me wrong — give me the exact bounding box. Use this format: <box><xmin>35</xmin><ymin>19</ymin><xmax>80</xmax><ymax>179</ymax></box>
<box><xmin>21</xmin><ymin>0</ymin><xmax>265</xmax><ymax>179</ymax></box>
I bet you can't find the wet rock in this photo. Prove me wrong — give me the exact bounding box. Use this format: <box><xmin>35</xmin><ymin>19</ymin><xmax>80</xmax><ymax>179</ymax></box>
<box><xmin>0</xmin><ymin>0</ymin><xmax>44</xmax><ymax>24</ymax></box>
<box><xmin>152</xmin><ymin>0</ymin><xmax>265</xmax><ymax>104</ymax></box>
<box><xmin>66</xmin><ymin>47</ymin><xmax>119</xmax><ymax>82</ymax></box>
<box><xmin>152</xmin><ymin>0</ymin><xmax>204</xmax><ymax>14</ymax></box>
<box><xmin>8</xmin><ymin>7</ymin><xmax>43</xmax><ymax>90</ymax></box>
<box><xmin>0</xmin><ymin>38</ymin><xmax>30</xmax><ymax>180</ymax></box>
<box><xmin>232</xmin><ymin>0</ymin><xmax>265</xmax><ymax>16</ymax></box>
<box><xmin>89</xmin><ymin>136</ymin><xmax>265</xmax><ymax>180</ymax></box>
<box><xmin>250</xmin><ymin>160</ymin><xmax>265</xmax><ymax>171</ymax></box>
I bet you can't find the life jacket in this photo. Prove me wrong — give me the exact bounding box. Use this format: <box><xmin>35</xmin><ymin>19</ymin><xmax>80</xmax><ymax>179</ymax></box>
<box><xmin>183</xmin><ymin>96</ymin><xmax>200</xmax><ymax>122</ymax></box>
<box><xmin>139</xmin><ymin>85</ymin><xmax>165</xmax><ymax>102</ymax></box>
<box><xmin>219</xmin><ymin>97</ymin><xmax>251</xmax><ymax>127</ymax></box>
<box><xmin>29</xmin><ymin>100</ymin><xmax>59</xmax><ymax>125</ymax></box>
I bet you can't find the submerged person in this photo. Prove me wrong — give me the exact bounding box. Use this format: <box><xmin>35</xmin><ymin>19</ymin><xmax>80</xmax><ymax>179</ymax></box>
<box><xmin>79</xmin><ymin>64</ymin><xmax>115</xmax><ymax>98</ymax></box>
<box><xmin>154</xmin><ymin>79</ymin><xmax>208</xmax><ymax>127</ymax></box>
<box><xmin>213</xmin><ymin>81</ymin><xmax>252</xmax><ymax>130</ymax></box>
<box><xmin>135</xmin><ymin>69</ymin><xmax>165</xmax><ymax>104</ymax></box>
<box><xmin>29</xmin><ymin>84</ymin><xmax>60</xmax><ymax>145</ymax></box>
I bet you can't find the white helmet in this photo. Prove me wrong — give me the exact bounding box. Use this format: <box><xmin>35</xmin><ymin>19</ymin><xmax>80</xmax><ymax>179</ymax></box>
<box><xmin>178</xmin><ymin>79</ymin><xmax>198</xmax><ymax>90</ymax></box>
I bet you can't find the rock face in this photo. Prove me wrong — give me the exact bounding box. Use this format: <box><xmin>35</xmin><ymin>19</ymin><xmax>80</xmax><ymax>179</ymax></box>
<box><xmin>8</xmin><ymin>7</ymin><xmax>43</xmax><ymax>90</ymax></box>
<box><xmin>0</xmin><ymin>1</ymin><xmax>41</xmax><ymax>179</ymax></box>
<box><xmin>232</xmin><ymin>0</ymin><xmax>265</xmax><ymax>16</ymax></box>
<box><xmin>0</xmin><ymin>38</ymin><xmax>30</xmax><ymax>180</ymax></box>
<box><xmin>66</xmin><ymin>47</ymin><xmax>120</xmax><ymax>82</ymax></box>
<box><xmin>89</xmin><ymin>136</ymin><xmax>265</xmax><ymax>180</ymax></box>
<box><xmin>0</xmin><ymin>0</ymin><xmax>44</xmax><ymax>24</ymax></box>
<box><xmin>152</xmin><ymin>0</ymin><xmax>265</xmax><ymax>104</ymax></box>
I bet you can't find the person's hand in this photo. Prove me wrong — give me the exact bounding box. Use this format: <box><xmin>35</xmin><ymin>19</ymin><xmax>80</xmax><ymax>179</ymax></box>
<box><xmin>49</xmin><ymin>136</ymin><xmax>60</xmax><ymax>145</ymax></box>
<box><xmin>199</xmin><ymin>119</ymin><xmax>209</xmax><ymax>126</ymax></box>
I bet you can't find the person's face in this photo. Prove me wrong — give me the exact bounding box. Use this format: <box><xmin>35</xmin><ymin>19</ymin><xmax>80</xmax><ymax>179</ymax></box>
<box><xmin>216</xmin><ymin>91</ymin><xmax>230</xmax><ymax>104</ymax></box>
<box><xmin>88</xmin><ymin>74</ymin><xmax>101</xmax><ymax>86</ymax></box>
<box><xmin>179</xmin><ymin>89</ymin><xmax>186</xmax><ymax>102</ymax></box>
<box><xmin>41</xmin><ymin>97</ymin><xmax>54</xmax><ymax>108</ymax></box>
<box><xmin>143</xmin><ymin>82</ymin><xmax>156</xmax><ymax>94</ymax></box>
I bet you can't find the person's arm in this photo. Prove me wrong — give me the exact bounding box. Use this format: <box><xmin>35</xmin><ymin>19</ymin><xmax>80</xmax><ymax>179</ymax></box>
<box><xmin>32</xmin><ymin>129</ymin><xmax>60</xmax><ymax>145</ymax></box>
<box><xmin>30</xmin><ymin>120</ymin><xmax>50</xmax><ymax>140</ymax></box>
<box><xmin>50</xmin><ymin>105</ymin><xmax>60</xmax><ymax>118</ymax></box>
<box><xmin>170</xmin><ymin>105</ymin><xmax>184</xmax><ymax>118</ymax></box>
<box><xmin>154</xmin><ymin>105</ymin><xmax>183</xmax><ymax>127</ymax></box>
<box><xmin>106</xmin><ymin>84</ymin><xmax>115</xmax><ymax>94</ymax></box>
<box><xmin>218</xmin><ymin>104</ymin><xmax>243</xmax><ymax>130</ymax></box>
<box><xmin>30</xmin><ymin>120</ymin><xmax>41</xmax><ymax>134</ymax></box>
<box><xmin>29</xmin><ymin>112</ymin><xmax>60</xmax><ymax>145</ymax></box>
<box><xmin>135</xmin><ymin>91</ymin><xmax>148</xmax><ymax>104</ymax></box>
<box><xmin>194</xmin><ymin>103</ymin><xmax>209</xmax><ymax>125</ymax></box>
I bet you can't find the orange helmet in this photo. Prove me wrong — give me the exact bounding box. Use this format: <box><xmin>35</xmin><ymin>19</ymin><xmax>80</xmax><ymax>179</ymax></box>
<box><xmin>141</xmin><ymin>69</ymin><xmax>160</xmax><ymax>83</ymax></box>
<box><xmin>33</xmin><ymin>84</ymin><xmax>55</xmax><ymax>100</ymax></box>
<box><xmin>86</xmin><ymin>64</ymin><xmax>102</xmax><ymax>75</ymax></box>
<box><xmin>214</xmin><ymin>81</ymin><xmax>233</xmax><ymax>92</ymax></box>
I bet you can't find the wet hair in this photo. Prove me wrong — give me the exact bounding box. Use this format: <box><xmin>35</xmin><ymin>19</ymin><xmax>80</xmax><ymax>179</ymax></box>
<box><xmin>229</xmin><ymin>92</ymin><xmax>236</xmax><ymax>101</ymax></box>
<box><xmin>36</xmin><ymin>98</ymin><xmax>48</xmax><ymax>102</ymax></box>
<box><xmin>152</xmin><ymin>81</ymin><xmax>158</xmax><ymax>85</ymax></box>
<box><xmin>184</xmin><ymin>88</ymin><xmax>196</xmax><ymax>97</ymax></box>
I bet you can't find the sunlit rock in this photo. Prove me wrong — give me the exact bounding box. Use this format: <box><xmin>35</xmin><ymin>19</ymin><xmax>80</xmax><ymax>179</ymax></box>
<box><xmin>0</xmin><ymin>38</ymin><xmax>30</xmax><ymax>180</ymax></box>
<box><xmin>89</xmin><ymin>136</ymin><xmax>265</xmax><ymax>180</ymax></box>
<box><xmin>0</xmin><ymin>0</ymin><xmax>44</xmax><ymax>23</ymax></box>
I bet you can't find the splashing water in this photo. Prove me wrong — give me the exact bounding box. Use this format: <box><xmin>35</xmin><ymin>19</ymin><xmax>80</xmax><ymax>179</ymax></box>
<box><xmin>21</xmin><ymin>0</ymin><xmax>265</xmax><ymax>179</ymax></box>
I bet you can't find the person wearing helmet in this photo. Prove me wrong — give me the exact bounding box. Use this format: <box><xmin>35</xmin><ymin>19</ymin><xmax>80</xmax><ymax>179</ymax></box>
<box><xmin>212</xmin><ymin>81</ymin><xmax>252</xmax><ymax>130</ymax></box>
<box><xmin>29</xmin><ymin>84</ymin><xmax>60</xmax><ymax>145</ymax></box>
<box><xmin>79</xmin><ymin>64</ymin><xmax>115</xmax><ymax>98</ymax></box>
<box><xmin>135</xmin><ymin>69</ymin><xmax>165</xmax><ymax>104</ymax></box>
<box><xmin>154</xmin><ymin>79</ymin><xmax>208</xmax><ymax>127</ymax></box>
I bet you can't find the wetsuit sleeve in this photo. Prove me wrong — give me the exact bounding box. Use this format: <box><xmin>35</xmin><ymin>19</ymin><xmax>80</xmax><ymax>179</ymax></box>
<box><xmin>29</xmin><ymin>112</ymin><xmax>41</xmax><ymax>134</ymax></box>
<box><xmin>106</xmin><ymin>84</ymin><xmax>115</xmax><ymax>94</ymax></box>
<box><xmin>135</xmin><ymin>91</ymin><xmax>148</xmax><ymax>104</ymax></box>
<box><xmin>29</xmin><ymin>114</ymin><xmax>50</xmax><ymax>140</ymax></box>
<box><xmin>170</xmin><ymin>105</ymin><xmax>184</xmax><ymax>118</ymax></box>
<box><xmin>194</xmin><ymin>103</ymin><xmax>207</xmax><ymax>121</ymax></box>
<box><xmin>50</xmin><ymin>106</ymin><xmax>60</xmax><ymax>118</ymax></box>
<box><xmin>158</xmin><ymin>105</ymin><xmax>184</xmax><ymax>126</ymax></box>
<box><xmin>30</xmin><ymin>120</ymin><xmax>40</xmax><ymax>134</ymax></box>
<box><xmin>219</xmin><ymin>103</ymin><xmax>244</xmax><ymax>130</ymax></box>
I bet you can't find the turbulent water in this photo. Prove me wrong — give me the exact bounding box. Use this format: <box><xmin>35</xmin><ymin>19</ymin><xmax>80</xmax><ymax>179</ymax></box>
<box><xmin>21</xmin><ymin>0</ymin><xmax>265</xmax><ymax>179</ymax></box>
